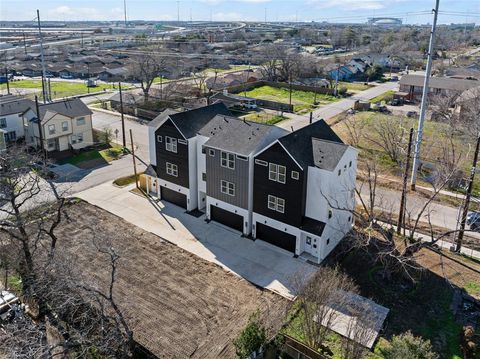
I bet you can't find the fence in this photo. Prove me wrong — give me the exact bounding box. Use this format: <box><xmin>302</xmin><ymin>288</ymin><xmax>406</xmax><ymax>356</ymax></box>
<box><xmin>280</xmin><ymin>335</ymin><xmax>329</xmax><ymax>359</ymax></box>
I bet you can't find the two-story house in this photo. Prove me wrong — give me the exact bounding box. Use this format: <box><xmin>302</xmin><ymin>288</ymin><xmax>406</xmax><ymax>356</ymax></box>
<box><xmin>252</xmin><ymin>120</ymin><xmax>358</xmax><ymax>263</ymax></box>
<box><xmin>145</xmin><ymin>103</ymin><xmax>231</xmax><ymax>211</ymax></box>
<box><xmin>24</xmin><ymin>98</ymin><xmax>94</xmax><ymax>153</ymax></box>
<box><xmin>0</xmin><ymin>95</ymin><xmax>35</xmax><ymax>143</ymax></box>
<box><xmin>197</xmin><ymin>115</ymin><xmax>287</xmax><ymax>236</ymax></box>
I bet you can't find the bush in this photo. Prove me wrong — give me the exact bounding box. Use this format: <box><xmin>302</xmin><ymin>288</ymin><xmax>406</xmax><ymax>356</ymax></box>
<box><xmin>384</xmin><ymin>331</ymin><xmax>439</xmax><ymax>359</ymax></box>
<box><xmin>233</xmin><ymin>311</ymin><xmax>267</xmax><ymax>359</ymax></box>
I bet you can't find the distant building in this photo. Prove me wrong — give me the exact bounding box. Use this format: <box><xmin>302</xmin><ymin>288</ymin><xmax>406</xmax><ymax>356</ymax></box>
<box><xmin>367</xmin><ymin>17</ymin><xmax>402</xmax><ymax>27</ymax></box>
<box><xmin>0</xmin><ymin>95</ymin><xmax>35</xmax><ymax>143</ymax></box>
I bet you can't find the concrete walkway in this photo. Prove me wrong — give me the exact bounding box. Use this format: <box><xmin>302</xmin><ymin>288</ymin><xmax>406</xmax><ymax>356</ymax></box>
<box><xmin>74</xmin><ymin>182</ymin><xmax>317</xmax><ymax>299</ymax></box>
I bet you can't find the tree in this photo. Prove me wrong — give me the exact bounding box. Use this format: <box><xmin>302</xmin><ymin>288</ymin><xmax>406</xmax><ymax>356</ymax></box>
<box><xmin>366</xmin><ymin>64</ymin><xmax>383</xmax><ymax>81</ymax></box>
<box><xmin>128</xmin><ymin>53</ymin><xmax>167</xmax><ymax>103</ymax></box>
<box><xmin>368</xmin><ymin>117</ymin><xmax>407</xmax><ymax>164</ymax></box>
<box><xmin>384</xmin><ymin>331</ymin><xmax>439</xmax><ymax>359</ymax></box>
<box><xmin>233</xmin><ymin>311</ymin><xmax>267</xmax><ymax>359</ymax></box>
<box><xmin>289</xmin><ymin>267</ymin><xmax>358</xmax><ymax>350</ymax></box>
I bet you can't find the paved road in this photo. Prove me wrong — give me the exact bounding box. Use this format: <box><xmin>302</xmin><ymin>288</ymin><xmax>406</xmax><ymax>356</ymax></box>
<box><xmin>278</xmin><ymin>82</ymin><xmax>399</xmax><ymax>131</ymax></box>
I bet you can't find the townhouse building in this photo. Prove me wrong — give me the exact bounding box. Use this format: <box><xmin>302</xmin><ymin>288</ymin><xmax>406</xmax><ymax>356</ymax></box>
<box><xmin>145</xmin><ymin>105</ymin><xmax>357</xmax><ymax>263</ymax></box>
<box><xmin>0</xmin><ymin>95</ymin><xmax>35</xmax><ymax>142</ymax></box>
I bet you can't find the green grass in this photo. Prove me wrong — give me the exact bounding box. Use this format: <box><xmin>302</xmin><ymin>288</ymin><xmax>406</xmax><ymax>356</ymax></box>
<box><xmin>243</xmin><ymin>113</ymin><xmax>287</xmax><ymax>125</ymax></box>
<box><xmin>7</xmin><ymin>274</ymin><xmax>23</xmax><ymax>294</ymax></box>
<box><xmin>113</xmin><ymin>173</ymin><xmax>141</xmax><ymax>187</ymax></box>
<box><xmin>63</xmin><ymin>144</ymin><xmax>124</xmax><ymax>165</ymax></box>
<box><xmin>369</xmin><ymin>90</ymin><xmax>396</xmax><ymax>104</ymax></box>
<box><xmin>1</xmin><ymin>80</ymin><xmax>113</xmax><ymax>99</ymax></box>
<box><xmin>243</xmin><ymin>85</ymin><xmax>338</xmax><ymax>113</ymax></box>
<box><xmin>338</xmin><ymin>81</ymin><xmax>374</xmax><ymax>92</ymax></box>
<box><xmin>464</xmin><ymin>281</ymin><xmax>480</xmax><ymax>296</ymax></box>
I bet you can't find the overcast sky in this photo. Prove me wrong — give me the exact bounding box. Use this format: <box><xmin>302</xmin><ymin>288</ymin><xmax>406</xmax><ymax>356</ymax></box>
<box><xmin>0</xmin><ymin>0</ymin><xmax>478</xmax><ymax>24</ymax></box>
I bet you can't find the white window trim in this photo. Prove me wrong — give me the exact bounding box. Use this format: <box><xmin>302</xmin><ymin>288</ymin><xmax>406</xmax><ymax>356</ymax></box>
<box><xmin>178</xmin><ymin>139</ymin><xmax>187</xmax><ymax>145</ymax></box>
<box><xmin>209</xmin><ymin>149</ymin><xmax>215</xmax><ymax>156</ymax></box>
<box><xmin>76</xmin><ymin>117</ymin><xmax>86</xmax><ymax>126</ymax></box>
<box><xmin>48</xmin><ymin>124</ymin><xmax>56</xmax><ymax>135</ymax></box>
<box><xmin>220</xmin><ymin>180</ymin><xmax>235</xmax><ymax>196</ymax></box>
<box><xmin>236</xmin><ymin>155</ymin><xmax>248</xmax><ymax>161</ymax></box>
<box><xmin>157</xmin><ymin>135</ymin><xmax>162</xmax><ymax>143</ymax></box>
<box><xmin>166</xmin><ymin>162</ymin><xmax>178</xmax><ymax>177</ymax></box>
<box><xmin>291</xmin><ymin>171</ymin><xmax>299</xmax><ymax>180</ymax></box>
<box><xmin>165</xmin><ymin>136</ymin><xmax>177</xmax><ymax>153</ymax></box>
<box><xmin>62</xmin><ymin>121</ymin><xmax>68</xmax><ymax>132</ymax></box>
<box><xmin>267</xmin><ymin>195</ymin><xmax>285</xmax><ymax>213</ymax></box>
<box><xmin>221</xmin><ymin>151</ymin><xmax>235</xmax><ymax>170</ymax></box>
<box><xmin>255</xmin><ymin>159</ymin><xmax>268</xmax><ymax>166</ymax></box>
<box><xmin>269</xmin><ymin>163</ymin><xmax>286</xmax><ymax>184</ymax></box>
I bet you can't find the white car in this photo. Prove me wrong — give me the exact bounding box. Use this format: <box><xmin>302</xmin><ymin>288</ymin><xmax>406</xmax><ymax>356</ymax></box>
<box><xmin>467</xmin><ymin>211</ymin><xmax>480</xmax><ymax>231</ymax></box>
<box><xmin>0</xmin><ymin>290</ymin><xmax>19</xmax><ymax>321</ymax></box>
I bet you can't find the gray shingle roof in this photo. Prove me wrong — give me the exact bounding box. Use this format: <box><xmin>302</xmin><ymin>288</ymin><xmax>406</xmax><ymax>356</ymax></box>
<box><xmin>0</xmin><ymin>95</ymin><xmax>35</xmax><ymax>116</ymax></box>
<box><xmin>148</xmin><ymin>108</ymin><xmax>179</xmax><ymax>129</ymax></box>
<box><xmin>312</xmin><ymin>138</ymin><xmax>349</xmax><ymax>171</ymax></box>
<box><xmin>278</xmin><ymin>119</ymin><xmax>344</xmax><ymax>169</ymax></box>
<box><xmin>399</xmin><ymin>74</ymin><xmax>479</xmax><ymax>91</ymax></box>
<box><xmin>199</xmin><ymin>115</ymin><xmax>286</xmax><ymax>156</ymax></box>
<box><xmin>39</xmin><ymin>98</ymin><xmax>92</xmax><ymax>121</ymax></box>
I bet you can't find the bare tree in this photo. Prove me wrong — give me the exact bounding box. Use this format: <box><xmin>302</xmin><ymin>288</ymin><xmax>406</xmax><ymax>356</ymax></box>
<box><xmin>289</xmin><ymin>267</ymin><xmax>358</xmax><ymax>351</ymax></box>
<box><xmin>368</xmin><ymin>117</ymin><xmax>406</xmax><ymax>164</ymax></box>
<box><xmin>343</xmin><ymin>115</ymin><xmax>366</xmax><ymax>147</ymax></box>
<box><xmin>128</xmin><ymin>53</ymin><xmax>167</xmax><ymax>103</ymax></box>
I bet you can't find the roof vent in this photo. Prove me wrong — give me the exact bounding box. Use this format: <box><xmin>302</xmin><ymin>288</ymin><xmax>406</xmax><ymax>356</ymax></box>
<box><xmin>223</xmin><ymin>116</ymin><xmax>228</xmax><ymax>123</ymax></box>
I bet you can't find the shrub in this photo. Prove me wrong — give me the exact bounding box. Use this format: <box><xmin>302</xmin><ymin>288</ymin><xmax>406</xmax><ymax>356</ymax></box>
<box><xmin>233</xmin><ymin>311</ymin><xmax>267</xmax><ymax>359</ymax></box>
<box><xmin>384</xmin><ymin>331</ymin><xmax>439</xmax><ymax>359</ymax></box>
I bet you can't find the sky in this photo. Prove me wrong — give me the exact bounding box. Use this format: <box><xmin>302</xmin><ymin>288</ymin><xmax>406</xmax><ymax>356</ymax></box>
<box><xmin>0</xmin><ymin>0</ymin><xmax>479</xmax><ymax>24</ymax></box>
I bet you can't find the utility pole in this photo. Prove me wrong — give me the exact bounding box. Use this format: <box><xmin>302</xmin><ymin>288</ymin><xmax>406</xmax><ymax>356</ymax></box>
<box><xmin>35</xmin><ymin>95</ymin><xmax>45</xmax><ymax>159</ymax></box>
<box><xmin>289</xmin><ymin>75</ymin><xmax>292</xmax><ymax>106</ymax></box>
<box><xmin>129</xmin><ymin>129</ymin><xmax>139</xmax><ymax>189</ymax></box>
<box><xmin>397</xmin><ymin>128</ymin><xmax>414</xmax><ymax>235</ymax></box>
<box><xmin>454</xmin><ymin>132</ymin><xmax>480</xmax><ymax>252</ymax></box>
<box><xmin>4</xmin><ymin>68</ymin><xmax>10</xmax><ymax>95</ymax></box>
<box><xmin>124</xmin><ymin>0</ymin><xmax>128</xmax><ymax>27</ymax></box>
<box><xmin>410</xmin><ymin>0</ymin><xmax>440</xmax><ymax>190</ymax></box>
<box><xmin>37</xmin><ymin>10</ymin><xmax>49</xmax><ymax>103</ymax></box>
<box><xmin>118</xmin><ymin>82</ymin><xmax>126</xmax><ymax>149</ymax></box>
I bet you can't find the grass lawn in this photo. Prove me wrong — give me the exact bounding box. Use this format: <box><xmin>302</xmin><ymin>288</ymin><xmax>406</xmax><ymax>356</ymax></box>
<box><xmin>369</xmin><ymin>90</ymin><xmax>396</xmax><ymax>104</ymax></box>
<box><xmin>338</xmin><ymin>81</ymin><xmax>374</xmax><ymax>92</ymax></box>
<box><xmin>243</xmin><ymin>112</ymin><xmax>287</xmax><ymax>125</ymax></box>
<box><xmin>113</xmin><ymin>173</ymin><xmax>142</xmax><ymax>187</ymax></box>
<box><xmin>62</xmin><ymin>144</ymin><xmax>124</xmax><ymax>166</ymax></box>
<box><xmin>243</xmin><ymin>85</ymin><xmax>338</xmax><ymax>113</ymax></box>
<box><xmin>1</xmin><ymin>79</ymin><xmax>113</xmax><ymax>99</ymax></box>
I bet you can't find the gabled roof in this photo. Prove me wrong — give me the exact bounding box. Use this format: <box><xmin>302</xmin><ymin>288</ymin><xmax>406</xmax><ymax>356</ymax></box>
<box><xmin>38</xmin><ymin>98</ymin><xmax>92</xmax><ymax>121</ymax></box>
<box><xmin>399</xmin><ymin>74</ymin><xmax>479</xmax><ymax>91</ymax></box>
<box><xmin>166</xmin><ymin>103</ymin><xmax>231</xmax><ymax>139</ymax></box>
<box><xmin>278</xmin><ymin>119</ymin><xmax>344</xmax><ymax>170</ymax></box>
<box><xmin>199</xmin><ymin>115</ymin><xmax>287</xmax><ymax>156</ymax></box>
<box><xmin>0</xmin><ymin>95</ymin><xmax>35</xmax><ymax>116</ymax></box>
<box><xmin>312</xmin><ymin>138</ymin><xmax>349</xmax><ymax>171</ymax></box>
<box><xmin>148</xmin><ymin>108</ymin><xmax>179</xmax><ymax>129</ymax></box>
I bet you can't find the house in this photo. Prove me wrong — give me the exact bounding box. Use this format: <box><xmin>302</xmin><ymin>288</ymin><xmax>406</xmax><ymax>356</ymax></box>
<box><xmin>327</xmin><ymin>65</ymin><xmax>355</xmax><ymax>82</ymax></box>
<box><xmin>398</xmin><ymin>74</ymin><xmax>479</xmax><ymax>102</ymax></box>
<box><xmin>98</xmin><ymin>67</ymin><xmax>128</xmax><ymax>82</ymax></box>
<box><xmin>24</xmin><ymin>98</ymin><xmax>94</xmax><ymax>153</ymax></box>
<box><xmin>251</xmin><ymin>120</ymin><xmax>358</xmax><ymax>263</ymax></box>
<box><xmin>145</xmin><ymin>103</ymin><xmax>231</xmax><ymax>211</ymax></box>
<box><xmin>199</xmin><ymin>115</ymin><xmax>287</xmax><ymax>235</ymax></box>
<box><xmin>0</xmin><ymin>95</ymin><xmax>35</xmax><ymax>142</ymax></box>
<box><xmin>209</xmin><ymin>91</ymin><xmax>257</xmax><ymax>109</ymax></box>
<box><xmin>455</xmin><ymin>86</ymin><xmax>480</xmax><ymax>116</ymax></box>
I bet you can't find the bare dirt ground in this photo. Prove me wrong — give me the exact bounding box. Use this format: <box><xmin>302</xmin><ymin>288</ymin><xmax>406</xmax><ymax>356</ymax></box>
<box><xmin>56</xmin><ymin>202</ymin><xmax>290</xmax><ymax>358</ymax></box>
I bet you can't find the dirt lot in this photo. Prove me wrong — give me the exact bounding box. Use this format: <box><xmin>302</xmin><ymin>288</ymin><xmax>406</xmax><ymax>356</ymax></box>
<box><xmin>56</xmin><ymin>202</ymin><xmax>289</xmax><ymax>358</ymax></box>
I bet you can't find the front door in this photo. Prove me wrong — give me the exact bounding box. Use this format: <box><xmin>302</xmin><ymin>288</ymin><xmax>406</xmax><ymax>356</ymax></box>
<box><xmin>304</xmin><ymin>235</ymin><xmax>316</xmax><ymax>255</ymax></box>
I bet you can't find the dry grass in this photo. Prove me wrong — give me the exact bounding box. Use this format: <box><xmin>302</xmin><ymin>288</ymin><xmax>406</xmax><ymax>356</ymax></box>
<box><xmin>56</xmin><ymin>202</ymin><xmax>289</xmax><ymax>358</ymax></box>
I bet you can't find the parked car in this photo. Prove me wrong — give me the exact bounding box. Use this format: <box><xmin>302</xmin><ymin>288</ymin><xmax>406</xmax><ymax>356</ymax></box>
<box><xmin>406</xmin><ymin>111</ymin><xmax>418</xmax><ymax>118</ymax></box>
<box><xmin>60</xmin><ymin>73</ymin><xmax>74</xmax><ymax>79</ymax></box>
<box><xmin>467</xmin><ymin>211</ymin><xmax>480</xmax><ymax>230</ymax></box>
<box><xmin>391</xmin><ymin>75</ymin><xmax>399</xmax><ymax>81</ymax></box>
<box><xmin>0</xmin><ymin>291</ymin><xmax>20</xmax><ymax>322</ymax></box>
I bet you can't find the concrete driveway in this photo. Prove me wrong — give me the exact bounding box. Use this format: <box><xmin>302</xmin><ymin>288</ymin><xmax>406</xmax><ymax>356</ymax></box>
<box><xmin>74</xmin><ymin>182</ymin><xmax>317</xmax><ymax>298</ymax></box>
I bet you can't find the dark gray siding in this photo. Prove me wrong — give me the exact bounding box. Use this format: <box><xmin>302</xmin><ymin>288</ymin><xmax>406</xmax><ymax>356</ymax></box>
<box><xmin>253</xmin><ymin>142</ymin><xmax>306</xmax><ymax>227</ymax></box>
<box><xmin>205</xmin><ymin>147</ymin><xmax>249</xmax><ymax>209</ymax></box>
<box><xmin>154</xmin><ymin>119</ymin><xmax>189</xmax><ymax>188</ymax></box>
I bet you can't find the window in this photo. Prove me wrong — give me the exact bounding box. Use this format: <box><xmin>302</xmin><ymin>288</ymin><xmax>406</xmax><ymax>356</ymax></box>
<box><xmin>349</xmin><ymin>161</ymin><xmax>352</xmax><ymax>168</ymax></box>
<box><xmin>267</xmin><ymin>195</ymin><xmax>285</xmax><ymax>213</ymax></box>
<box><xmin>237</xmin><ymin>155</ymin><xmax>248</xmax><ymax>161</ymax></box>
<box><xmin>178</xmin><ymin>139</ymin><xmax>187</xmax><ymax>145</ymax></box>
<box><xmin>165</xmin><ymin>136</ymin><xmax>177</xmax><ymax>153</ymax></box>
<box><xmin>166</xmin><ymin>162</ymin><xmax>178</xmax><ymax>177</ymax></box>
<box><xmin>62</xmin><ymin>121</ymin><xmax>68</xmax><ymax>132</ymax></box>
<box><xmin>76</xmin><ymin>117</ymin><xmax>86</xmax><ymax>126</ymax></box>
<box><xmin>327</xmin><ymin>238</ymin><xmax>330</xmax><ymax>245</ymax></box>
<box><xmin>5</xmin><ymin>131</ymin><xmax>16</xmax><ymax>142</ymax></box>
<box><xmin>328</xmin><ymin>209</ymin><xmax>333</xmax><ymax>219</ymax></box>
<box><xmin>157</xmin><ymin>135</ymin><xmax>162</xmax><ymax>143</ymax></box>
<box><xmin>255</xmin><ymin>159</ymin><xmax>268</xmax><ymax>166</ymax></box>
<box><xmin>291</xmin><ymin>171</ymin><xmax>299</xmax><ymax>180</ymax></box>
<box><xmin>209</xmin><ymin>149</ymin><xmax>215</xmax><ymax>156</ymax></box>
<box><xmin>0</xmin><ymin>118</ymin><xmax>6</xmax><ymax>128</ymax></box>
<box><xmin>77</xmin><ymin>133</ymin><xmax>83</xmax><ymax>143</ymax></box>
<box><xmin>338</xmin><ymin>169</ymin><xmax>341</xmax><ymax>176</ymax></box>
<box><xmin>269</xmin><ymin>163</ymin><xmax>286</xmax><ymax>183</ymax></box>
<box><xmin>220</xmin><ymin>180</ymin><xmax>235</xmax><ymax>196</ymax></box>
<box><xmin>202</xmin><ymin>148</ymin><xmax>206</xmax><ymax>154</ymax></box>
<box><xmin>48</xmin><ymin>124</ymin><xmax>56</xmax><ymax>135</ymax></box>
<box><xmin>47</xmin><ymin>139</ymin><xmax>55</xmax><ymax>149</ymax></box>
<box><xmin>221</xmin><ymin>151</ymin><xmax>235</xmax><ymax>169</ymax></box>
<box><xmin>202</xmin><ymin>172</ymin><xmax>206</xmax><ymax>181</ymax></box>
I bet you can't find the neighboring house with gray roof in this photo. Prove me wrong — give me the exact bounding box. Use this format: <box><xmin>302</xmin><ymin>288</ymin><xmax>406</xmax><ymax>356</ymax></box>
<box><xmin>24</xmin><ymin>98</ymin><xmax>94</xmax><ymax>153</ymax></box>
<box><xmin>399</xmin><ymin>74</ymin><xmax>479</xmax><ymax>102</ymax></box>
<box><xmin>0</xmin><ymin>95</ymin><xmax>35</xmax><ymax>142</ymax></box>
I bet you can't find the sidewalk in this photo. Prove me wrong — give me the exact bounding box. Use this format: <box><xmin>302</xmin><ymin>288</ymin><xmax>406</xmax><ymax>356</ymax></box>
<box><xmin>74</xmin><ymin>182</ymin><xmax>317</xmax><ymax>299</ymax></box>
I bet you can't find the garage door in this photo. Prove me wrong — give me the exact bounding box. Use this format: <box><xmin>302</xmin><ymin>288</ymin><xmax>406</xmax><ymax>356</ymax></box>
<box><xmin>161</xmin><ymin>186</ymin><xmax>187</xmax><ymax>209</ymax></box>
<box><xmin>210</xmin><ymin>205</ymin><xmax>243</xmax><ymax>232</ymax></box>
<box><xmin>255</xmin><ymin>223</ymin><xmax>296</xmax><ymax>253</ymax></box>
